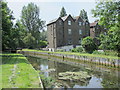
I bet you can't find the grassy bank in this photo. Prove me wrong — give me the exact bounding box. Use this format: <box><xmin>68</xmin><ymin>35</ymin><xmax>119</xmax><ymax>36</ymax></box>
<box><xmin>1</xmin><ymin>53</ymin><xmax>41</xmax><ymax>88</ymax></box>
<box><xmin>21</xmin><ymin>49</ymin><xmax>119</xmax><ymax>59</ymax></box>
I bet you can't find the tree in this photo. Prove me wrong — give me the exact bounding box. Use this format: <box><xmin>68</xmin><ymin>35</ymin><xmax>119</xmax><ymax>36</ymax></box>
<box><xmin>40</xmin><ymin>30</ymin><xmax>47</xmax><ymax>41</ymax></box>
<box><xmin>14</xmin><ymin>20</ymin><xmax>27</xmax><ymax>48</ymax></box>
<box><xmin>82</xmin><ymin>36</ymin><xmax>97</xmax><ymax>53</ymax></box>
<box><xmin>92</xmin><ymin>0</ymin><xmax>120</xmax><ymax>56</ymax></box>
<box><xmin>92</xmin><ymin>0</ymin><xmax>120</xmax><ymax>29</ymax></box>
<box><xmin>60</xmin><ymin>7</ymin><xmax>67</xmax><ymax>17</ymax></box>
<box><xmin>23</xmin><ymin>33</ymin><xmax>35</xmax><ymax>49</ymax></box>
<box><xmin>80</xmin><ymin>9</ymin><xmax>88</xmax><ymax>21</ymax></box>
<box><xmin>99</xmin><ymin>24</ymin><xmax>120</xmax><ymax>55</ymax></box>
<box><xmin>1</xmin><ymin>1</ymin><xmax>14</xmax><ymax>50</ymax></box>
<box><xmin>21</xmin><ymin>3</ymin><xmax>45</xmax><ymax>45</ymax></box>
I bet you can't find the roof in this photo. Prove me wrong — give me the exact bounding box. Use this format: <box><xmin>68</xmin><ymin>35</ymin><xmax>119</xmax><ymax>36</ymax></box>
<box><xmin>47</xmin><ymin>18</ymin><xmax>58</xmax><ymax>25</ymax></box>
<box><xmin>47</xmin><ymin>14</ymin><xmax>87</xmax><ymax>26</ymax></box>
<box><xmin>61</xmin><ymin>15</ymin><xmax>69</xmax><ymax>21</ymax></box>
<box><xmin>90</xmin><ymin>21</ymin><xmax>98</xmax><ymax>27</ymax></box>
<box><xmin>73</xmin><ymin>16</ymin><xmax>80</xmax><ymax>20</ymax></box>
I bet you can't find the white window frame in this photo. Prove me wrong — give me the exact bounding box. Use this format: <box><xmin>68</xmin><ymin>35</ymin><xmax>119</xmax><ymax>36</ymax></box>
<box><xmin>68</xmin><ymin>20</ymin><xmax>71</xmax><ymax>25</ymax></box>
<box><xmin>68</xmin><ymin>29</ymin><xmax>72</xmax><ymax>35</ymax></box>
<box><xmin>79</xmin><ymin>29</ymin><xmax>82</xmax><ymax>34</ymax></box>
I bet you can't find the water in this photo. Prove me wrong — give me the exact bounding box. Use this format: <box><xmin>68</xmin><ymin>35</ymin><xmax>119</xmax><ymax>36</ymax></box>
<box><xmin>27</xmin><ymin>55</ymin><xmax>119</xmax><ymax>88</ymax></box>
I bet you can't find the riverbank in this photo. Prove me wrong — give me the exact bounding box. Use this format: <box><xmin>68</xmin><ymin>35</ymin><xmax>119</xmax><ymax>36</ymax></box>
<box><xmin>1</xmin><ymin>53</ymin><xmax>43</xmax><ymax>88</ymax></box>
<box><xmin>18</xmin><ymin>49</ymin><xmax>120</xmax><ymax>68</ymax></box>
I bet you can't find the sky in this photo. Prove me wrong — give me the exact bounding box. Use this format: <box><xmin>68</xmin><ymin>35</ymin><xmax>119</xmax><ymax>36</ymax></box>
<box><xmin>6</xmin><ymin>0</ymin><xmax>98</xmax><ymax>27</ymax></box>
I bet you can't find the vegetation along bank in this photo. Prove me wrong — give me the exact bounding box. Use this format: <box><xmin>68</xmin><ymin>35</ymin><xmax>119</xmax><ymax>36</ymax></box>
<box><xmin>18</xmin><ymin>49</ymin><xmax>120</xmax><ymax>68</ymax></box>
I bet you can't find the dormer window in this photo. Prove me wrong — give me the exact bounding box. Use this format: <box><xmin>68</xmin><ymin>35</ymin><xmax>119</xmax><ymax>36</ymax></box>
<box><xmin>68</xmin><ymin>20</ymin><xmax>71</xmax><ymax>25</ymax></box>
<box><xmin>79</xmin><ymin>22</ymin><xmax>82</xmax><ymax>26</ymax></box>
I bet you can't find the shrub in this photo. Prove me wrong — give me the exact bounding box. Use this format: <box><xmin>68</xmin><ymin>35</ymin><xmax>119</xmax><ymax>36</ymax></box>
<box><xmin>82</xmin><ymin>36</ymin><xmax>97</xmax><ymax>53</ymax></box>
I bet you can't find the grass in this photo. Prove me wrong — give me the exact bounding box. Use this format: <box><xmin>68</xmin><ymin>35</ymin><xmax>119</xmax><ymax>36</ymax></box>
<box><xmin>21</xmin><ymin>49</ymin><xmax>119</xmax><ymax>59</ymax></box>
<box><xmin>1</xmin><ymin>53</ymin><xmax>41</xmax><ymax>88</ymax></box>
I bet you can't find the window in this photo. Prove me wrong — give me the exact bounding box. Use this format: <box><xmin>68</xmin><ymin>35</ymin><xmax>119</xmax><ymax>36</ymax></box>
<box><xmin>68</xmin><ymin>20</ymin><xmax>71</xmax><ymax>25</ymax></box>
<box><xmin>68</xmin><ymin>39</ymin><xmax>72</xmax><ymax>44</ymax></box>
<box><xmin>79</xmin><ymin>22</ymin><xmax>82</xmax><ymax>26</ymax></box>
<box><xmin>79</xmin><ymin>29</ymin><xmax>82</xmax><ymax>34</ymax></box>
<box><xmin>68</xmin><ymin>29</ymin><xmax>72</xmax><ymax>35</ymax></box>
<box><xmin>59</xmin><ymin>20</ymin><xmax>62</xmax><ymax>25</ymax></box>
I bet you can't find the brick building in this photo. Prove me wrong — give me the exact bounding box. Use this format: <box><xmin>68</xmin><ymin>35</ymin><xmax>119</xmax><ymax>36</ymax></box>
<box><xmin>47</xmin><ymin>14</ymin><xmax>90</xmax><ymax>51</ymax></box>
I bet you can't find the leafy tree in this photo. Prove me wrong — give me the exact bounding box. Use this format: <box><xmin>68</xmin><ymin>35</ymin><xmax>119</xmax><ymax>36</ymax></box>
<box><xmin>14</xmin><ymin>20</ymin><xmax>27</xmax><ymax>48</ymax></box>
<box><xmin>40</xmin><ymin>30</ymin><xmax>47</xmax><ymax>41</ymax></box>
<box><xmin>1</xmin><ymin>1</ymin><xmax>14</xmax><ymax>50</ymax></box>
<box><xmin>21</xmin><ymin>3</ymin><xmax>45</xmax><ymax>45</ymax></box>
<box><xmin>99</xmin><ymin>25</ymin><xmax>120</xmax><ymax>56</ymax></box>
<box><xmin>23</xmin><ymin>33</ymin><xmax>36</xmax><ymax>49</ymax></box>
<box><xmin>92</xmin><ymin>0</ymin><xmax>120</xmax><ymax>56</ymax></box>
<box><xmin>60</xmin><ymin>7</ymin><xmax>67</xmax><ymax>17</ymax></box>
<box><xmin>82</xmin><ymin>36</ymin><xmax>97</xmax><ymax>53</ymax></box>
<box><xmin>92</xmin><ymin>0</ymin><xmax>120</xmax><ymax>29</ymax></box>
<box><xmin>80</xmin><ymin>9</ymin><xmax>88</xmax><ymax>21</ymax></box>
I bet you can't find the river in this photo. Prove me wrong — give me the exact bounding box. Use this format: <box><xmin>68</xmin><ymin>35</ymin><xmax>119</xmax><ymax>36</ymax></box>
<box><xmin>27</xmin><ymin>55</ymin><xmax>119</xmax><ymax>88</ymax></box>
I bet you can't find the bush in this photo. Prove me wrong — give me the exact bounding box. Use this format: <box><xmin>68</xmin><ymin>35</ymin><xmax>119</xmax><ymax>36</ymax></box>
<box><xmin>82</xmin><ymin>36</ymin><xmax>97</xmax><ymax>53</ymax></box>
<box><xmin>71</xmin><ymin>46</ymin><xmax>83</xmax><ymax>52</ymax></box>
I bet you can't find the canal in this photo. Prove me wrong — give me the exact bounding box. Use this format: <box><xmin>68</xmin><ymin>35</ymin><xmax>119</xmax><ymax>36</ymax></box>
<box><xmin>27</xmin><ymin>55</ymin><xmax>119</xmax><ymax>88</ymax></box>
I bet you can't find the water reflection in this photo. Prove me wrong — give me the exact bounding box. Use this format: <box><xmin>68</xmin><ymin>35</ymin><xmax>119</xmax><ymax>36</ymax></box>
<box><xmin>27</xmin><ymin>56</ymin><xmax>119</xmax><ymax>88</ymax></box>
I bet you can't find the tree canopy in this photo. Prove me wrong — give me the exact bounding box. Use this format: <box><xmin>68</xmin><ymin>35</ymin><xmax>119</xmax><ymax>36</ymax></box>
<box><xmin>1</xmin><ymin>1</ymin><xmax>14</xmax><ymax>50</ymax></box>
<box><xmin>21</xmin><ymin>3</ymin><xmax>45</xmax><ymax>42</ymax></box>
<box><xmin>92</xmin><ymin>0</ymin><xmax>120</xmax><ymax>29</ymax></box>
<box><xmin>92</xmin><ymin>0</ymin><xmax>120</xmax><ymax>56</ymax></box>
<box><xmin>60</xmin><ymin>7</ymin><xmax>67</xmax><ymax>17</ymax></box>
<box><xmin>80</xmin><ymin>9</ymin><xmax>88</xmax><ymax>21</ymax></box>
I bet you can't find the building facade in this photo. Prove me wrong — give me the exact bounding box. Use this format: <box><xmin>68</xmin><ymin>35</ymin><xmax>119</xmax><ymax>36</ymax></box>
<box><xmin>47</xmin><ymin>14</ymin><xmax>90</xmax><ymax>51</ymax></box>
<box><xmin>90</xmin><ymin>21</ymin><xmax>107</xmax><ymax>45</ymax></box>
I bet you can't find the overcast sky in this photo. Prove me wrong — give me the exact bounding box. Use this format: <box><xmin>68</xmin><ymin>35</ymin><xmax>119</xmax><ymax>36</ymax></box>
<box><xmin>6</xmin><ymin>0</ymin><xmax>98</xmax><ymax>26</ymax></box>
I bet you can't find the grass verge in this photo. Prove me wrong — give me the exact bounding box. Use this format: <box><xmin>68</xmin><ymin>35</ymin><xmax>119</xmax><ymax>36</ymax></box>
<box><xmin>2</xmin><ymin>53</ymin><xmax>41</xmax><ymax>88</ymax></box>
<box><xmin>21</xmin><ymin>49</ymin><xmax>119</xmax><ymax>59</ymax></box>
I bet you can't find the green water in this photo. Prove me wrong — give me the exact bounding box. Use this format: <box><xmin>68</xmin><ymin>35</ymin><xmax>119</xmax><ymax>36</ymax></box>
<box><xmin>27</xmin><ymin>55</ymin><xmax>119</xmax><ymax>88</ymax></box>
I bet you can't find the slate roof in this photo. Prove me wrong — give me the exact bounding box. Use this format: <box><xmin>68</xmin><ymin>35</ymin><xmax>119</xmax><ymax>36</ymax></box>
<box><xmin>47</xmin><ymin>15</ymin><xmax>85</xmax><ymax>25</ymax></box>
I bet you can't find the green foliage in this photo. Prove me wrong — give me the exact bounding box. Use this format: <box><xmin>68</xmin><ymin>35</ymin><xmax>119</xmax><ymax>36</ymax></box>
<box><xmin>99</xmin><ymin>25</ymin><xmax>120</xmax><ymax>53</ymax></box>
<box><xmin>71</xmin><ymin>47</ymin><xmax>84</xmax><ymax>52</ymax></box>
<box><xmin>23</xmin><ymin>33</ymin><xmax>36</xmax><ymax>49</ymax></box>
<box><xmin>1</xmin><ymin>1</ymin><xmax>14</xmax><ymax>50</ymax></box>
<box><xmin>38</xmin><ymin>40</ymin><xmax>47</xmax><ymax>48</ymax></box>
<box><xmin>92</xmin><ymin>0</ymin><xmax>119</xmax><ymax>29</ymax></box>
<box><xmin>40</xmin><ymin>30</ymin><xmax>47</xmax><ymax>41</ymax></box>
<box><xmin>82</xmin><ymin>36</ymin><xmax>97</xmax><ymax>53</ymax></box>
<box><xmin>60</xmin><ymin>7</ymin><xmax>67</xmax><ymax>17</ymax></box>
<box><xmin>21</xmin><ymin>2</ymin><xmax>45</xmax><ymax>46</ymax></box>
<box><xmin>92</xmin><ymin>0</ymin><xmax>120</xmax><ymax>56</ymax></box>
<box><xmin>80</xmin><ymin>9</ymin><xmax>88</xmax><ymax>21</ymax></box>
